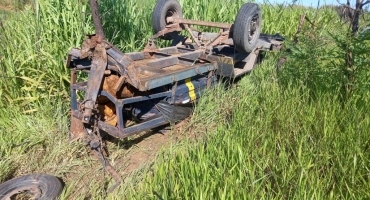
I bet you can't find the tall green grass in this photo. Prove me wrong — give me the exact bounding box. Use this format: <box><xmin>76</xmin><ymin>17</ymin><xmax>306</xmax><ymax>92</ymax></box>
<box><xmin>0</xmin><ymin>9</ymin><xmax>11</xmax><ymax>20</ymax></box>
<box><xmin>0</xmin><ymin>0</ymin><xmax>369</xmax><ymax>199</ymax></box>
<box><xmin>0</xmin><ymin>0</ymin><xmax>92</xmax><ymax>110</ymax></box>
<box><xmin>99</xmin><ymin>0</ymin><xmax>247</xmax><ymax>51</ymax></box>
<box><xmin>122</xmin><ymin>55</ymin><xmax>370</xmax><ymax>199</ymax></box>
<box><xmin>0</xmin><ymin>101</ymin><xmax>69</xmax><ymax>182</ymax></box>
<box><xmin>0</xmin><ymin>0</ymin><xmax>92</xmax><ymax>183</ymax></box>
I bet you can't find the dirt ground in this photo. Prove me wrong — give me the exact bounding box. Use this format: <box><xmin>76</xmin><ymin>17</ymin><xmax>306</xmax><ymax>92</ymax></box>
<box><xmin>119</xmin><ymin>118</ymin><xmax>191</xmax><ymax>174</ymax></box>
<box><xmin>0</xmin><ymin>4</ymin><xmax>13</xmax><ymax>11</ymax></box>
<box><xmin>65</xmin><ymin>117</ymin><xmax>195</xmax><ymax>199</ymax></box>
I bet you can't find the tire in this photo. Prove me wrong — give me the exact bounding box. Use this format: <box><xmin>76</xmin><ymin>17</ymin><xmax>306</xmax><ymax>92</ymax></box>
<box><xmin>232</xmin><ymin>3</ymin><xmax>262</xmax><ymax>53</ymax></box>
<box><xmin>152</xmin><ymin>0</ymin><xmax>183</xmax><ymax>40</ymax></box>
<box><xmin>0</xmin><ymin>174</ymin><xmax>63</xmax><ymax>200</ymax></box>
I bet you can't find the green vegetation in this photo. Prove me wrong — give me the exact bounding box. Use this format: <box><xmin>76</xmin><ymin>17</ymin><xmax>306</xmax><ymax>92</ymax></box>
<box><xmin>0</xmin><ymin>0</ymin><xmax>369</xmax><ymax>199</ymax></box>
<box><xmin>127</xmin><ymin>59</ymin><xmax>370</xmax><ymax>199</ymax></box>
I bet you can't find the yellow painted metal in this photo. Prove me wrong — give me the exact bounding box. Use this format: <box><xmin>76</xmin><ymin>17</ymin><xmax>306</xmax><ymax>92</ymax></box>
<box><xmin>185</xmin><ymin>78</ymin><xmax>196</xmax><ymax>101</ymax></box>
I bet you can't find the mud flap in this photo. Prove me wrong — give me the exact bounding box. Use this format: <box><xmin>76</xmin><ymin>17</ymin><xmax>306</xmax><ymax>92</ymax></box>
<box><xmin>157</xmin><ymin>101</ymin><xmax>192</xmax><ymax>123</ymax></box>
<box><xmin>69</xmin><ymin>116</ymin><xmax>85</xmax><ymax>143</ymax></box>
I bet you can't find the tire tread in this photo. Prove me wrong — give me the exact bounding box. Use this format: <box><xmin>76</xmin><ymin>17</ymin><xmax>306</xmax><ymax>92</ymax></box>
<box><xmin>233</xmin><ymin>3</ymin><xmax>262</xmax><ymax>53</ymax></box>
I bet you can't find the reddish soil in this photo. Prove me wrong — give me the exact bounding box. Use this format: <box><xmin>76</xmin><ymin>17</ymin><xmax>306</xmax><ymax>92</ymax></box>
<box><xmin>0</xmin><ymin>5</ymin><xmax>13</xmax><ymax>11</ymax></box>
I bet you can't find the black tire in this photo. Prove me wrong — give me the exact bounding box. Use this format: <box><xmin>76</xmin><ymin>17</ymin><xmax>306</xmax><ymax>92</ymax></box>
<box><xmin>152</xmin><ymin>0</ymin><xmax>183</xmax><ymax>40</ymax></box>
<box><xmin>232</xmin><ymin>3</ymin><xmax>262</xmax><ymax>53</ymax></box>
<box><xmin>0</xmin><ymin>174</ymin><xmax>63</xmax><ymax>200</ymax></box>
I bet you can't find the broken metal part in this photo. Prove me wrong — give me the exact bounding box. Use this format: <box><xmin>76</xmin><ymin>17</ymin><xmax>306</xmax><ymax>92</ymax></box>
<box><xmin>69</xmin><ymin>67</ymin><xmax>85</xmax><ymax>142</ymax></box>
<box><xmin>148</xmin><ymin>23</ymin><xmax>183</xmax><ymax>41</ymax></box>
<box><xmin>89</xmin><ymin>0</ymin><xmax>106</xmax><ymax>40</ymax></box>
<box><xmin>105</xmin><ymin>48</ymin><xmax>139</xmax><ymax>88</ymax></box>
<box><xmin>114</xmin><ymin>76</ymin><xmax>126</xmax><ymax>92</ymax></box>
<box><xmin>89</xmin><ymin>146</ymin><xmax>122</xmax><ymax>194</ymax></box>
<box><xmin>144</xmin><ymin>39</ymin><xmax>158</xmax><ymax>52</ymax></box>
<box><xmin>84</xmin><ymin>123</ymin><xmax>122</xmax><ymax>194</ymax></box>
<box><xmin>69</xmin><ymin>116</ymin><xmax>86</xmax><ymax>142</ymax></box>
<box><xmin>183</xmin><ymin>24</ymin><xmax>201</xmax><ymax>47</ymax></box>
<box><xmin>82</xmin><ymin>36</ymin><xmax>108</xmax><ymax>123</ymax></box>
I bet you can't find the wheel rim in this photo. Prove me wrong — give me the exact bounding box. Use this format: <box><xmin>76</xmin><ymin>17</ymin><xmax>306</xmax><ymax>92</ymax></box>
<box><xmin>165</xmin><ymin>8</ymin><xmax>180</xmax><ymax>26</ymax></box>
<box><xmin>3</xmin><ymin>185</ymin><xmax>42</xmax><ymax>200</ymax></box>
<box><xmin>248</xmin><ymin>13</ymin><xmax>260</xmax><ymax>44</ymax></box>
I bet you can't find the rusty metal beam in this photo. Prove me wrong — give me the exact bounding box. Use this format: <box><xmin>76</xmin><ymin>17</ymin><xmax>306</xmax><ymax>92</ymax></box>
<box><xmin>98</xmin><ymin>117</ymin><xmax>169</xmax><ymax>138</ymax></box>
<box><xmin>90</xmin><ymin>0</ymin><xmax>106</xmax><ymax>39</ymax></box>
<box><xmin>145</xmin><ymin>51</ymin><xmax>202</xmax><ymax>68</ymax></box>
<box><xmin>167</xmin><ymin>17</ymin><xmax>232</xmax><ymax>29</ymax></box>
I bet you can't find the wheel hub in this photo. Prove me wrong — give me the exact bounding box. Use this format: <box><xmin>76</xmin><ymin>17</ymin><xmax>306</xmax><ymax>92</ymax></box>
<box><xmin>3</xmin><ymin>185</ymin><xmax>42</xmax><ymax>200</ymax></box>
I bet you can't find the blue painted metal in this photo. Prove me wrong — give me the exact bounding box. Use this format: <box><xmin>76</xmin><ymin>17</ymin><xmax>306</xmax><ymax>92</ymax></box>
<box><xmin>121</xmin><ymin>91</ymin><xmax>170</xmax><ymax>104</ymax></box>
<box><xmin>71</xmin><ymin>89</ymin><xmax>78</xmax><ymax>110</ymax></box>
<box><xmin>115</xmin><ymin>104</ymin><xmax>124</xmax><ymax>134</ymax></box>
<box><xmin>97</xmin><ymin>116</ymin><xmax>168</xmax><ymax>138</ymax></box>
<box><xmin>138</xmin><ymin>63</ymin><xmax>217</xmax><ymax>91</ymax></box>
<box><xmin>72</xmin><ymin>82</ymin><xmax>171</xmax><ymax>105</ymax></box>
<box><xmin>70</xmin><ymin>69</ymin><xmax>78</xmax><ymax>111</ymax></box>
<box><xmin>70</xmin><ymin>80</ymin><xmax>170</xmax><ymax>138</ymax></box>
<box><xmin>166</xmin><ymin>75</ymin><xmax>217</xmax><ymax>104</ymax></box>
<box><xmin>70</xmin><ymin>73</ymin><xmax>215</xmax><ymax>138</ymax></box>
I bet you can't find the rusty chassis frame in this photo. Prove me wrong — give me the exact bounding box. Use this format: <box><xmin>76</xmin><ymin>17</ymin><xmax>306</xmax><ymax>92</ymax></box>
<box><xmin>68</xmin><ymin>28</ymin><xmax>282</xmax><ymax>138</ymax></box>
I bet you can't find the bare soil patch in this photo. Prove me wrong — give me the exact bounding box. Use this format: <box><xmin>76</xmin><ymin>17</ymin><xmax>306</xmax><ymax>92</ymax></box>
<box><xmin>0</xmin><ymin>5</ymin><xmax>13</xmax><ymax>11</ymax></box>
<box><xmin>64</xmin><ymin>117</ymin><xmax>194</xmax><ymax>199</ymax></box>
<box><xmin>112</xmin><ymin>118</ymin><xmax>192</xmax><ymax>174</ymax></box>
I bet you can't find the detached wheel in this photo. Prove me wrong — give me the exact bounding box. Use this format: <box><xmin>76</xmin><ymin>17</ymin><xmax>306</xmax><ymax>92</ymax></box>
<box><xmin>152</xmin><ymin>0</ymin><xmax>183</xmax><ymax>40</ymax></box>
<box><xmin>232</xmin><ymin>3</ymin><xmax>262</xmax><ymax>53</ymax></box>
<box><xmin>0</xmin><ymin>174</ymin><xmax>63</xmax><ymax>200</ymax></box>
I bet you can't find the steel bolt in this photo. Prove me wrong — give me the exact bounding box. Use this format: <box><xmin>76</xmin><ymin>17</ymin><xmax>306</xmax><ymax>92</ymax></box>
<box><xmin>84</xmin><ymin>116</ymin><xmax>90</xmax><ymax>122</ymax></box>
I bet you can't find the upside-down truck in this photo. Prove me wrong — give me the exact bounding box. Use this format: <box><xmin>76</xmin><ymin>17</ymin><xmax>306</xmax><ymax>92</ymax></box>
<box><xmin>0</xmin><ymin>0</ymin><xmax>283</xmax><ymax>198</ymax></box>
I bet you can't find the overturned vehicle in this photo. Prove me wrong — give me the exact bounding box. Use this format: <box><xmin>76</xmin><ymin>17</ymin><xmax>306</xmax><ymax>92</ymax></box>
<box><xmin>66</xmin><ymin>0</ymin><xmax>283</xmax><ymax>192</ymax></box>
